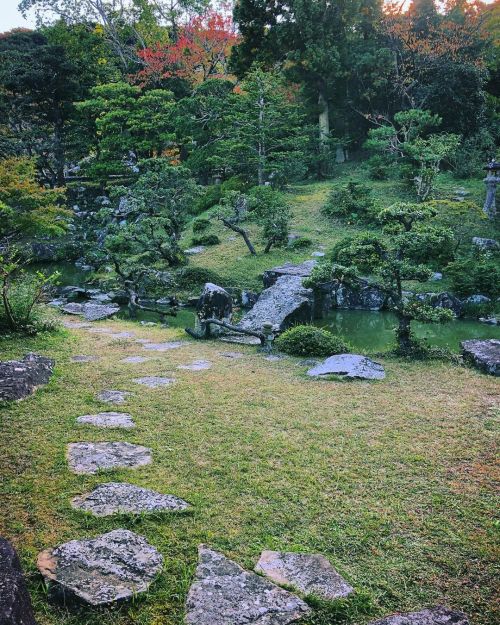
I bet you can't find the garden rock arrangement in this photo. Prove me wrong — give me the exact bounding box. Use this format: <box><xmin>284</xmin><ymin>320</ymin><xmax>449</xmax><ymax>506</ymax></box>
<box><xmin>71</xmin><ymin>482</ymin><xmax>189</xmax><ymax>517</ymax></box>
<box><xmin>67</xmin><ymin>442</ymin><xmax>152</xmax><ymax>474</ymax></box>
<box><xmin>255</xmin><ymin>551</ymin><xmax>353</xmax><ymax>600</ymax></box>
<box><xmin>307</xmin><ymin>354</ymin><xmax>386</xmax><ymax>380</ymax></box>
<box><xmin>76</xmin><ymin>412</ymin><xmax>135</xmax><ymax>429</ymax></box>
<box><xmin>36</xmin><ymin>529</ymin><xmax>163</xmax><ymax>605</ymax></box>
<box><xmin>0</xmin><ymin>537</ymin><xmax>38</xmax><ymax>625</ymax></box>
<box><xmin>461</xmin><ymin>339</ymin><xmax>500</xmax><ymax>376</ymax></box>
<box><xmin>0</xmin><ymin>353</ymin><xmax>54</xmax><ymax>401</ymax></box>
<box><xmin>367</xmin><ymin>606</ymin><xmax>469</xmax><ymax>625</ymax></box>
<box><xmin>185</xmin><ymin>546</ymin><xmax>311</xmax><ymax>625</ymax></box>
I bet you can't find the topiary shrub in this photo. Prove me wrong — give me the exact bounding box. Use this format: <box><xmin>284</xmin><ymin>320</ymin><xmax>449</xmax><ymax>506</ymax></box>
<box><xmin>176</xmin><ymin>266</ymin><xmax>224</xmax><ymax>290</ymax></box>
<box><xmin>322</xmin><ymin>181</ymin><xmax>376</xmax><ymax>222</ymax></box>
<box><xmin>275</xmin><ymin>325</ymin><xmax>350</xmax><ymax>357</ymax></box>
<box><xmin>191</xmin><ymin>234</ymin><xmax>220</xmax><ymax>246</ymax></box>
<box><xmin>192</xmin><ymin>218</ymin><xmax>211</xmax><ymax>233</ymax></box>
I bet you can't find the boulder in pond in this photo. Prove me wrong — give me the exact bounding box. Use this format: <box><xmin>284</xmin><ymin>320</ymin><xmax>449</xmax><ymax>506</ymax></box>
<box><xmin>255</xmin><ymin>551</ymin><xmax>353</xmax><ymax>600</ymax></box>
<box><xmin>307</xmin><ymin>354</ymin><xmax>385</xmax><ymax>380</ymax></box>
<box><xmin>37</xmin><ymin>529</ymin><xmax>163</xmax><ymax>605</ymax></box>
<box><xmin>0</xmin><ymin>537</ymin><xmax>38</xmax><ymax>625</ymax></box>
<box><xmin>461</xmin><ymin>339</ymin><xmax>500</xmax><ymax>376</ymax></box>
<box><xmin>197</xmin><ymin>283</ymin><xmax>232</xmax><ymax>322</ymax></box>
<box><xmin>368</xmin><ymin>606</ymin><xmax>469</xmax><ymax>625</ymax></box>
<box><xmin>185</xmin><ymin>546</ymin><xmax>310</xmax><ymax>625</ymax></box>
<box><xmin>0</xmin><ymin>353</ymin><xmax>54</xmax><ymax>402</ymax></box>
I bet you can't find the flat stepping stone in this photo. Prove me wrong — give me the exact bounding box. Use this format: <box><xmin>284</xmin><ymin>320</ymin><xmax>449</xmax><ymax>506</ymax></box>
<box><xmin>120</xmin><ymin>356</ymin><xmax>151</xmax><ymax>364</ymax></box>
<box><xmin>255</xmin><ymin>551</ymin><xmax>353</xmax><ymax>600</ymax></box>
<box><xmin>108</xmin><ymin>332</ymin><xmax>135</xmax><ymax>340</ymax></box>
<box><xmin>185</xmin><ymin>546</ymin><xmax>310</xmax><ymax>625</ymax></box>
<box><xmin>67</xmin><ymin>442</ymin><xmax>152</xmax><ymax>474</ymax></box>
<box><xmin>63</xmin><ymin>321</ymin><xmax>91</xmax><ymax>329</ymax></box>
<box><xmin>132</xmin><ymin>377</ymin><xmax>175</xmax><ymax>388</ymax></box>
<box><xmin>143</xmin><ymin>341</ymin><xmax>186</xmax><ymax>351</ymax></box>
<box><xmin>71</xmin><ymin>482</ymin><xmax>189</xmax><ymax>516</ymax></box>
<box><xmin>307</xmin><ymin>354</ymin><xmax>385</xmax><ymax>380</ymax></box>
<box><xmin>178</xmin><ymin>360</ymin><xmax>211</xmax><ymax>371</ymax></box>
<box><xmin>219</xmin><ymin>351</ymin><xmax>244</xmax><ymax>359</ymax></box>
<box><xmin>97</xmin><ymin>390</ymin><xmax>131</xmax><ymax>404</ymax></box>
<box><xmin>37</xmin><ymin>529</ymin><xmax>163</xmax><ymax>605</ymax></box>
<box><xmin>368</xmin><ymin>606</ymin><xmax>469</xmax><ymax>625</ymax></box>
<box><xmin>71</xmin><ymin>355</ymin><xmax>98</xmax><ymax>363</ymax></box>
<box><xmin>135</xmin><ymin>338</ymin><xmax>152</xmax><ymax>344</ymax></box>
<box><xmin>76</xmin><ymin>412</ymin><xmax>135</xmax><ymax>429</ymax></box>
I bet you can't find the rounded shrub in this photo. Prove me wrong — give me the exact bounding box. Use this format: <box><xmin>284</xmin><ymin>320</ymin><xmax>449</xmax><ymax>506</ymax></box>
<box><xmin>275</xmin><ymin>325</ymin><xmax>350</xmax><ymax>357</ymax></box>
<box><xmin>192</xmin><ymin>218</ymin><xmax>211</xmax><ymax>233</ymax></box>
<box><xmin>191</xmin><ymin>234</ymin><xmax>220</xmax><ymax>246</ymax></box>
<box><xmin>176</xmin><ymin>267</ymin><xmax>223</xmax><ymax>290</ymax></box>
<box><xmin>288</xmin><ymin>236</ymin><xmax>313</xmax><ymax>250</ymax></box>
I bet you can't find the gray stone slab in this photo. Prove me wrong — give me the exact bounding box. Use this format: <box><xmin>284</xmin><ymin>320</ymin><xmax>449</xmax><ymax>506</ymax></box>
<box><xmin>255</xmin><ymin>551</ymin><xmax>353</xmax><ymax>600</ymax></box>
<box><xmin>185</xmin><ymin>546</ymin><xmax>310</xmax><ymax>625</ymax></box>
<box><xmin>120</xmin><ymin>356</ymin><xmax>151</xmax><ymax>364</ymax></box>
<box><xmin>97</xmin><ymin>390</ymin><xmax>132</xmax><ymax>404</ymax></box>
<box><xmin>368</xmin><ymin>606</ymin><xmax>469</xmax><ymax>625</ymax></box>
<box><xmin>132</xmin><ymin>377</ymin><xmax>176</xmax><ymax>388</ymax></box>
<box><xmin>178</xmin><ymin>360</ymin><xmax>212</xmax><ymax>371</ymax></box>
<box><xmin>71</xmin><ymin>482</ymin><xmax>189</xmax><ymax>516</ymax></box>
<box><xmin>37</xmin><ymin>529</ymin><xmax>163</xmax><ymax>605</ymax></box>
<box><xmin>67</xmin><ymin>442</ymin><xmax>152</xmax><ymax>474</ymax></box>
<box><xmin>307</xmin><ymin>354</ymin><xmax>385</xmax><ymax>380</ymax></box>
<box><xmin>71</xmin><ymin>355</ymin><xmax>98</xmax><ymax>363</ymax></box>
<box><xmin>461</xmin><ymin>338</ymin><xmax>500</xmax><ymax>376</ymax></box>
<box><xmin>143</xmin><ymin>341</ymin><xmax>186</xmax><ymax>351</ymax></box>
<box><xmin>76</xmin><ymin>412</ymin><xmax>135</xmax><ymax>429</ymax></box>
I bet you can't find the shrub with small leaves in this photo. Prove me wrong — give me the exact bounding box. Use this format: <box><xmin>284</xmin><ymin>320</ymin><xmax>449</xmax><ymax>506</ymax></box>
<box><xmin>322</xmin><ymin>181</ymin><xmax>376</xmax><ymax>222</ymax></box>
<box><xmin>176</xmin><ymin>266</ymin><xmax>224</xmax><ymax>290</ymax></box>
<box><xmin>192</xmin><ymin>218</ymin><xmax>211</xmax><ymax>233</ymax></box>
<box><xmin>288</xmin><ymin>236</ymin><xmax>313</xmax><ymax>250</ymax></box>
<box><xmin>191</xmin><ymin>234</ymin><xmax>220</xmax><ymax>246</ymax></box>
<box><xmin>276</xmin><ymin>325</ymin><xmax>350</xmax><ymax>357</ymax></box>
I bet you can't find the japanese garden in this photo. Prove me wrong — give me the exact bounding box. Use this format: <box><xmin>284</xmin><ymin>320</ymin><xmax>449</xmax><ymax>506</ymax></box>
<box><xmin>0</xmin><ymin>1</ymin><xmax>499</xmax><ymax>624</ymax></box>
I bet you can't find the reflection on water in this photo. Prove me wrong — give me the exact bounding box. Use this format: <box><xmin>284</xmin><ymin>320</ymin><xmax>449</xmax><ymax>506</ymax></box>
<box><xmin>315</xmin><ymin>310</ymin><xmax>500</xmax><ymax>353</ymax></box>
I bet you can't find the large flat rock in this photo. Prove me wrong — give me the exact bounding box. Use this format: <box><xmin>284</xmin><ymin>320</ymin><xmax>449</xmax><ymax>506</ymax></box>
<box><xmin>368</xmin><ymin>606</ymin><xmax>469</xmax><ymax>625</ymax></box>
<box><xmin>67</xmin><ymin>442</ymin><xmax>152</xmax><ymax>474</ymax></box>
<box><xmin>37</xmin><ymin>529</ymin><xmax>163</xmax><ymax>605</ymax></box>
<box><xmin>0</xmin><ymin>353</ymin><xmax>54</xmax><ymax>402</ymax></box>
<box><xmin>185</xmin><ymin>546</ymin><xmax>310</xmax><ymax>625</ymax></box>
<box><xmin>71</xmin><ymin>482</ymin><xmax>189</xmax><ymax>516</ymax></box>
<box><xmin>239</xmin><ymin>275</ymin><xmax>313</xmax><ymax>332</ymax></box>
<box><xmin>61</xmin><ymin>302</ymin><xmax>120</xmax><ymax>321</ymax></box>
<box><xmin>461</xmin><ymin>339</ymin><xmax>500</xmax><ymax>376</ymax></box>
<box><xmin>307</xmin><ymin>354</ymin><xmax>385</xmax><ymax>380</ymax></box>
<box><xmin>255</xmin><ymin>551</ymin><xmax>353</xmax><ymax>600</ymax></box>
<box><xmin>0</xmin><ymin>537</ymin><xmax>38</xmax><ymax>625</ymax></box>
<box><xmin>76</xmin><ymin>412</ymin><xmax>135</xmax><ymax>429</ymax></box>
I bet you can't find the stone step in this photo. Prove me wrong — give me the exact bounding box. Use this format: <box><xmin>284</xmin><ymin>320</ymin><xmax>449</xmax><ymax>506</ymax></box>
<box><xmin>67</xmin><ymin>442</ymin><xmax>152</xmax><ymax>474</ymax></box>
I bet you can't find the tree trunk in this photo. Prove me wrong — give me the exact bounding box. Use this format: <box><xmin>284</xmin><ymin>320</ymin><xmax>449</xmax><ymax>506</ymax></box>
<box><xmin>221</xmin><ymin>218</ymin><xmax>257</xmax><ymax>255</ymax></box>
<box><xmin>318</xmin><ymin>90</ymin><xmax>330</xmax><ymax>147</ymax></box>
<box><xmin>396</xmin><ymin>314</ymin><xmax>413</xmax><ymax>353</ymax></box>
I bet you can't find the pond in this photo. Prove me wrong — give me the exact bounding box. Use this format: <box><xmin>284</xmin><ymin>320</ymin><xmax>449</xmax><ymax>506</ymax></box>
<box><xmin>315</xmin><ymin>310</ymin><xmax>500</xmax><ymax>353</ymax></box>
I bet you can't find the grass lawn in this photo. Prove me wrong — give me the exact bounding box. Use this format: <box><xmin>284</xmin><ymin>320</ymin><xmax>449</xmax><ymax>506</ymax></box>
<box><xmin>0</xmin><ymin>317</ymin><xmax>498</xmax><ymax>625</ymax></box>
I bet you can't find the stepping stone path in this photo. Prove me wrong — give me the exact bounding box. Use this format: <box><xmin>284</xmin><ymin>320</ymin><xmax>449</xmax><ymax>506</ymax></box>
<box><xmin>71</xmin><ymin>482</ymin><xmax>189</xmax><ymax>516</ymax></box>
<box><xmin>37</xmin><ymin>529</ymin><xmax>163</xmax><ymax>605</ymax></box>
<box><xmin>120</xmin><ymin>356</ymin><xmax>150</xmax><ymax>364</ymax></box>
<box><xmin>76</xmin><ymin>412</ymin><xmax>135</xmax><ymax>429</ymax></box>
<box><xmin>255</xmin><ymin>551</ymin><xmax>353</xmax><ymax>600</ymax></box>
<box><xmin>143</xmin><ymin>341</ymin><xmax>186</xmax><ymax>351</ymax></box>
<box><xmin>97</xmin><ymin>390</ymin><xmax>132</xmax><ymax>404</ymax></box>
<box><xmin>219</xmin><ymin>351</ymin><xmax>244</xmax><ymax>359</ymax></box>
<box><xmin>67</xmin><ymin>442</ymin><xmax>152</xmax><ymax>474</ymax></box>
<box><xmin>178</xmin><ymin>360</ymin><xmax>211</xmax><ymax>371</ymax></box>
<box><xmin>185</xmin><ymin>546</ymin><xmax>310</xmax><ymax>625</ymax></box>
<box><xmin>132</xmin><ymin>376</ymin><xmax>176</xmax><ymax>388</ymax></box>
<box><xmin>368</xmin><ymin>606</ymin><xmax>469</xmax><ymax>625</ymax></box>
<box><xmin>71</xmin><ymin>355</ymin><xmax>98</xmax><ymax>363</ymax></box>
<box><xmin>307</xmin><ymin>354</ymin><xmax>385</xmax><ymax>380</ymax></box>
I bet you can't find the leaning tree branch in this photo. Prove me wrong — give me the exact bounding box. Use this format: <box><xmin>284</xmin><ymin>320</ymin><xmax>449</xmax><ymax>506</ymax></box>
<box><xmin>221</xmin><ymin>218</ymin><xmax>257</xmax><ymax>255</ymax></box>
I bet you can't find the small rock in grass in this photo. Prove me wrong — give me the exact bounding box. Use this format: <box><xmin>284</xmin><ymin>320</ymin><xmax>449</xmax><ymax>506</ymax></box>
<box><xmin>120</xmin><ymin>356</ymin><xmax>151</xmax><ymax>364</ymax></box>
<box><xmin>97</xmin><ymin>390</ymin><xmax>131</xmax><ymax>404</ymax></box>
<box><xmin>132</xmin><ymin>377</ymin><xmax>176</xmax><ymax>388</ymax></box>
<box><xmin>178</xmin><ymin>360</ymin><xmax>211</xmax><ymax>371</ymax></box>
<box><xmin>67</xmin><ymin>442</ymin><xmax>151</xmax><ymax>474</ymax></box>
<box><xmin>143</xmin><ymin>341</ymin><xmax>186</xmax><ymax>351</ymax></box>
<box><xmin>71</xmin><ymin>355</ymin><xmax>98</xmax><ymax>363</ymax></box>
<box><xmin>367</xmin><ymin>606</ymin><xmax>469</xmax><ymax>625</ymax></box>
<box><xmin>185</xmin><ymin>545</ymin><xmax>310</xmax><ymax>625</ymax></box>
<box><xmin>307</xmin><ymin>354</ymin><xmax>385</xmax><ymax>380</ymax></box>
<box><xmin>71</xmin><ymin>482</ymin><xmax>189</xmax><ymax>516</ymax></box>
<box><xmin>76</xmin><ymin>412</ymin><xmax>135</xmax><ymax>429</ymax></box>
<box><xmin>37</xmin><ymin>529</ymin><xmax>163</xmax><ymax>606</ymax></box>
<box><xmin>255</xmin><ymin>551</ymin><xmax>353</xmax><ymax>600</ymax></box>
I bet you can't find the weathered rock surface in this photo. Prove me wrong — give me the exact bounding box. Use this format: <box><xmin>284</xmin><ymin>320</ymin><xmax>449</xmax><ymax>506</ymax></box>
<box><xmin>67</xmin><ymin>442</ymin><xmax>152</xmax><ymax>474</ymax></box>
<box><xmin>76</xmin><ymin>412</ymin><xmax>135</xmax><ymax>429</ymax></box>
<box><xmin>71</xmin><ymin>482</ymin><xmax>189</xmax><ymax>517</ymax></box>
<box><xmin>0</xmin><ymin>537</ymin><xmax>38</xmax><ymax>625</ymax></box>
<box><xmin>333</xmin><ymin>282</ymin><xmax>386</xmax><ymax>311</ymax></box>
<box><xmin>132</xmin><ymin>376</ymin><xmax>176</xmax><ymax>388</ymax></box>
<box><xmin>37</xmin><ymin>529</ymin><xmax>163</xmax><ymax>605</ymax></box>
<box><xmin>307</xmin><ymin>354</ymin><xmax>385</xmax><ymax>380</ymax></box>
<box><xmin>255</xmin><ymin>551</ymin><xmax>353</xmax><ymax>600</ymax></box>
<box><xmin>196</xmin><ymin>283</ymin><xmax>233</xmax><ymax>337</ymax></box>
<box><xmin>461</xmin><ymin>339</ymin><xmax>500</xmax><ymax>376</ymax></box>
<box><xmin>97</xmin><ymin>390</ymin><xmax>132</xmax><ymax>404</ymax></box>
<box><xmin>239</xmin><ymin>275</ymin><xmax>313</xmax><ymax>332</ymax></box>
<box><xmin>263</xmin><ymin>261</ymin><xmax>316</xmax><ymax>288</ymax></box>
<box><xmin>120</xmin><ymin>356</ymin><xmax>151</xmax><ymax>364</ymax></box>
<box><xmin>61</xmin><ymin>302</ymin><xmax>120</xmax><ymax>321</ymax></box>
<box><xmin>185</xmin><ymin>546</ymin><xmax>310</xmax><ymax>625</ymax></box>
<box><xmin>368</xmin><ymin>606</ymin><xmax>469</xmax><ymax>625</ymax></box>
<box><xmin>0</xmin><ymin>353</ymin><xmax>54</xmax><ymax>402</ymax></box>
<box><xmin>178</xmin><ymin>360</ymin><xmax>212</xmax><ymax>371</ymax></box>
<box><xmin>143</xmin><ymin>341</ymin><xmax>186</xmax><ymax>351</ymax></box>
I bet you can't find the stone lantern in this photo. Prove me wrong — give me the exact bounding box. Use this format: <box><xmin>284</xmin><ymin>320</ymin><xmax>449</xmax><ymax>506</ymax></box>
<box><xmin>483</xmin><ymin>159</ymin><xmax>500</xmax><ymax>220</ymax></box>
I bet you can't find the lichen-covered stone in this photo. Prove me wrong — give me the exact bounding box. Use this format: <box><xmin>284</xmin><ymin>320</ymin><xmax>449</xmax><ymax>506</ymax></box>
<box><xmin>307</xmin><ymin>354</ymin><xmax>385</xmax><ymax>380</ymax></box>
<box><xmin>255</xmin><ymin>551</ymin><xmax>353</xmax><ymax>600</ymax></box>
<box><xmin>0</xmin><ymin>537</ymin><xmax>38</xmax><ymax>624</ymax></box>
<box><xmin>461</xmin><ymin>339</ymin><xmax>500</xmax><ymax>376</ymax></box>
<box><xmin>71</xmin><ymin>482</ymin><xmax>189</xmax><ymax>517</ymax></box>
<box><xmin>368</xmin><ymin>606</ymin><xmax>469</xmax><ymax>625</ymax></box>
<box><xmin>97</xmin><ymin>390</ymin><xmax>132</xmax><ymax>404</ymax></box>
<box><xmin>0</xmin><ymin>353</ymin><xmax>54</xmax><ymax>402</ymax></box>
<box><xmin>67</xmin><ymin>442</ymin><xmax>152</xmax><ymax>474</ymax></box>
<box><xmin>37</xmin><ymin>529</ymin><xmax>163</xmax><ymax>605</ymax></box>
<box><xmin>185</xmin><ymin>546</ymin><xmax>310</xmax><ymax>625</ymax></box>
<box><xmin>132</xmin><ymin>377</ymin><xmax>176</xmax><ymax>388</ymax></box>
<box><xmin>76</xmin><ymin>412</ymin><xmax>135</xmax><ymax>429</ymax></box>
